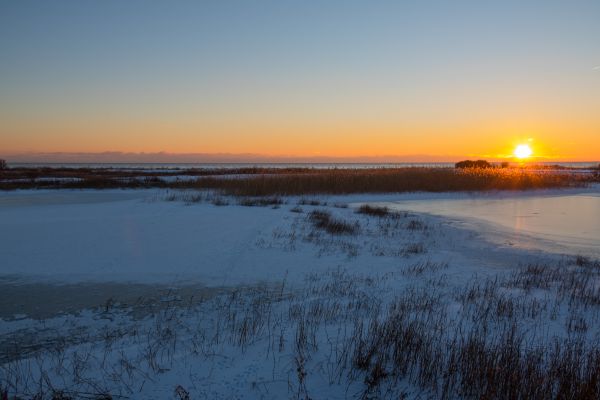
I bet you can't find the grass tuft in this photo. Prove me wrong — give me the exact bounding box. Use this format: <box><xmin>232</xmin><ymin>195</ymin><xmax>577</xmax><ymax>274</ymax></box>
<box><xmin>308</xmin><ymin>210</ymin><xmax>358</xmax><ymax>235</ymax></box>
<box><xmin>356</xmin><ymin>204</ymin><xmax>391</xmax><ymax>217</ymax></box>
<box><xmin>238</xmin><ymin>197</ymin><xmax>284</xmax><ymax>207</ymax></box>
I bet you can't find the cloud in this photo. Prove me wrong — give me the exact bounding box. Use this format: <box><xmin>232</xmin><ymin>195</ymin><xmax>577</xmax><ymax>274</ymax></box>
<box><xmin>593</xmin><ymin>65</ymin><xmax>600</xmax><ymax>71</ymax></box>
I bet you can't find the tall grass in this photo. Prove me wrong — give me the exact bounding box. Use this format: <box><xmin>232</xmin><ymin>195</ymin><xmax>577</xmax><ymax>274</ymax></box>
<box><xmin>1</xmin><ymin>167</ymin><xmax>592</xmax><ymax>193</ymax></box>
<box><xmin>182</xmin><ymin>168</ymin><xmax>591</xmax><ymax>195</ymax></box>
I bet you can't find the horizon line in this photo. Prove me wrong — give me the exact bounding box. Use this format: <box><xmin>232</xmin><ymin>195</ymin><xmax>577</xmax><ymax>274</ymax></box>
<box><xmin>1</xmin><ymin>151</ymin><xmax>596</xmax><ymax>164</ymax></box>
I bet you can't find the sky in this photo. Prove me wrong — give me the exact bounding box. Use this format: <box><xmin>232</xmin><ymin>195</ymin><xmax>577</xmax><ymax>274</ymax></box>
<box><xmin>1</xmin><ymin>0</ymin><xmax>599</xmax><ymax>162</ymax></box>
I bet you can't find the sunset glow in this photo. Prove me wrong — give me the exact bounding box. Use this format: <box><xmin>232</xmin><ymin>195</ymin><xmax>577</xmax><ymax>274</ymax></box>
<box><xmin>514</xmin><ymin>145</ymin><xmax>533</xmax><ymax>160</ymax></box>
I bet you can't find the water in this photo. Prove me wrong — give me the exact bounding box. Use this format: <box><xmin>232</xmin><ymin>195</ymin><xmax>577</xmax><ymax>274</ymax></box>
<box><xmin>8</xmin><ymin>161</ymin><xmax>600</xmax><ymax>170</ymax></box>
<box><xmin>380</xmin><ymin>190</ymin><xmax>600</xmax><ymax>259</ymax></box>
<box><xmin>8</xmin><ymin>162</ymin><xmax>456</xmax><ymax>170</ymax></box>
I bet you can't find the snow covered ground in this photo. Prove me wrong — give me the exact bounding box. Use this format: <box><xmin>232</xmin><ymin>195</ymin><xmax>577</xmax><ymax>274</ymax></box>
<box><xmin>1</xmin><ymin>188</ymin><xmax>599</xmax><ymax>399</ymax></box>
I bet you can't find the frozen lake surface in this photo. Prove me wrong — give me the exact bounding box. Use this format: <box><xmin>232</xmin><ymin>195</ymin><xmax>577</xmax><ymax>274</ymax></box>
<box><xmin>376</xmin><ymin>189</ymin><xmax>600</xmax><ymax>259</ymax></box>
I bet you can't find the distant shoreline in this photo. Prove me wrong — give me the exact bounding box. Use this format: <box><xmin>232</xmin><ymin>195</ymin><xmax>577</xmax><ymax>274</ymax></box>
<box><xmin>5</xmin><ymin>161</ymin><xmax>600</xmax><ymax>170</ymax></box>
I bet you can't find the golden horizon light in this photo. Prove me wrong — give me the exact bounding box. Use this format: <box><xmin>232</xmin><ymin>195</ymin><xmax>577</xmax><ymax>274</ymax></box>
<box><xmin>514</xmin><ymin>144</ymin><xmax>533</xmax><ymax>160</ymax></box>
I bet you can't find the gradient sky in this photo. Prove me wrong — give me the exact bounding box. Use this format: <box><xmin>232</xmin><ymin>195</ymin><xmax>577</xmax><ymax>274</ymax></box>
<box><xmin>1</xmin><ymin>0</ymin><xmax>599</xmax><ymax>161</ymax></box>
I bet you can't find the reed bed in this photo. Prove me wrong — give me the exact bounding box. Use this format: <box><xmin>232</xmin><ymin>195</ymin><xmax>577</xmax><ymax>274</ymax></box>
<box><xmin>184</xmin><ymin>168</ymin><xmax>590</xmax><ymax>196</ymax></box>
<box><xmin>1</xmin><ymin>167</ymin><xmax>593</xmax><ymax>193</ymax></box>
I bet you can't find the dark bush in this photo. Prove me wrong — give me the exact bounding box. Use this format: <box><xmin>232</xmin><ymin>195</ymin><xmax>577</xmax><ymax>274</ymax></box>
<box><xmin>455</xmin><ymin>160</ymin><xmax>493</xmax><ymax>169</ymax></box>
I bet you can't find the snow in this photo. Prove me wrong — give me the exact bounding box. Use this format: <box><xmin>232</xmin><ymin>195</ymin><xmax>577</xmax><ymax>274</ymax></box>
<box><xmin>4</xmin><ymin>187</ymin><xmax>597</xmax><ymax>285</ymax></box>
<box><xmin>1</xmin><ymin>188</ymin><xmax>599</xmax><ymax>399</ymax></box>
<box><xmin>0</xmin><ymin>189</ymin><xmax>556</xmax><ymax>285</ymax></box>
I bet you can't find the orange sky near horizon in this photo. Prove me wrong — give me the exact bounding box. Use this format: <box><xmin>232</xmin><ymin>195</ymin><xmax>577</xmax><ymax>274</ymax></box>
<box><xmin>2</xmin><ymin>114</ymin><xmax>599</xmax><ymax>161</ymax></box>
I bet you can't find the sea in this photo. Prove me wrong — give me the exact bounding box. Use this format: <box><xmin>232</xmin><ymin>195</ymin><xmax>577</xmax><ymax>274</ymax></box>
<box><xmin>7</xmin><ymin>162</ymin><xmax>600</xmax><ymax>170</ymax></box>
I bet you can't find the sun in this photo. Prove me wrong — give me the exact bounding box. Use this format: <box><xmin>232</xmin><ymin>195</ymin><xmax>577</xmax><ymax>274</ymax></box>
<box><xmin>514</xmin><ymin>144</ymin><xmax>533</xmax><ymax>159</ymax></box>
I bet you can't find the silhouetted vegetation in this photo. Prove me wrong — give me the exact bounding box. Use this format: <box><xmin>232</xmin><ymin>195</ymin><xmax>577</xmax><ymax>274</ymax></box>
<box><xmin>455</xmin><ymin>159</ymin><xmax>493</xmax><ymax>169</ymax></box>
<box><xmin>0</xmin><ymin>159</ymin><xmax>6</xmax><ymax>170</ymax></box>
